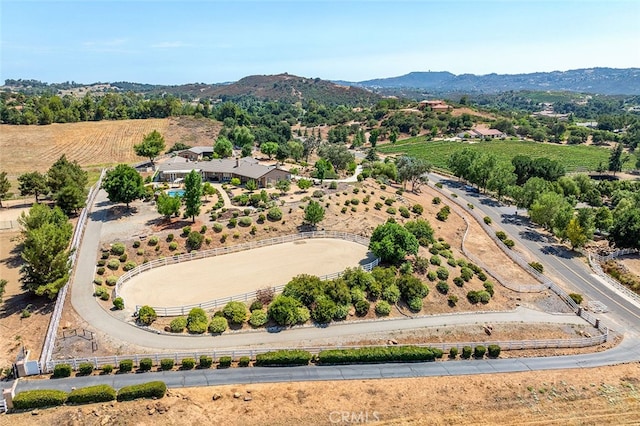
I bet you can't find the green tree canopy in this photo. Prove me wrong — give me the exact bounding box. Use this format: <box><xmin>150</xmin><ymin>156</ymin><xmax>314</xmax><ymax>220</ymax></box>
<box><xmin>156</xmin><ymin>192</ymin><xmax>181</xmax><ymax>219</ymax></box>
<box><xmin>0</xmin><ymin>171</ymin><xmax>11</xmax><ymax>208</ymax></box>
<box><xmin>369</xmin><ymin>221</ymin><xmax>419</xmax><ymax>264</ymax></box>
<box><xmin>17</xmin><ymin>171</ymin><xmax>48</xmax><ymax>202</ymax></box>
<box><xmin>47</xmin><ymin>154</ymin><xmax>87</xmax><ymax>195</ymax></box>
<box><xmin>304</xmin><ymin>201</ymin><xmax>325</xmax><ymax>228</ymax></box>
<box><xmin>214</xmin><ymin>136</ymin><xmax>233</xmax><ymax>158</ymax></box>
<box><xmin>609</xmin><ymin>207</ymin><xmax>640</xmax><ymax>249</ymax></box>
<box><xmin>183</xmin><ymin>170</ymin><xmax>202</xmax><ymax>222</ymax></box>
<box><xmin>318</xmin><ymin>144</ymin><xmax>355</xmax><ymax>171</ymax></box>
<box><xmin>268</xmin><ymin>295</ymin><xmax>303</xmax><ymax>326</ymax></box>
<box><xmin>396</xmin><ymin>156</ymin><xmax>431</xmax><ymax>192</ymax></box>
<box><xmin>102</xmin><ymin>164</ymin><xmax>145</xmax><ymax>208</ymax></box>
<box><xmin>260</xmin><ymin>142</ymin><xmax>279</xmax><ymax>159</ymax></box>
<box><xmin>134</xmin><ymin>130</ymin><xmax>166</xmax><ymax>165</ymax></box>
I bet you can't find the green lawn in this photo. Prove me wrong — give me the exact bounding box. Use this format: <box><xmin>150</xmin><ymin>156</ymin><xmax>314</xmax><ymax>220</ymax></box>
<box><xmin>378</xmin><ymin>137</ymin><xmax>629</xmax><ymax>173</ymax></box>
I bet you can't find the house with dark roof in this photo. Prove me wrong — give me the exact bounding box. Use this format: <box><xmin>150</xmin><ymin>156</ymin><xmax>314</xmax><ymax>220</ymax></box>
<box><xmin>177</xmin><ymin>146</ymin><xmax>215</xmax><ymax>161</ymax></box>
<box><xmin>157</xmin><ymin>156</ymin><xmax>291</xmax><ymax>187</ymax></box>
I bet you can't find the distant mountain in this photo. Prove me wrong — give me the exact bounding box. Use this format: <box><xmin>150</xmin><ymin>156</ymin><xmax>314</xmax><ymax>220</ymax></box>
<box><xmin>343</xmin><ymin>68</ymin><xmax>640</xmax><ymax>95</ymax></box>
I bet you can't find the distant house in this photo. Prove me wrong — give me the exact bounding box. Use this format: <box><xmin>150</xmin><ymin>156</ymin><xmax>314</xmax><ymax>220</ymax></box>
<box><xmin>157</xmin><ymin>156</ymin><xmax>291</xmax><ymax>187</ymax></box>
<box><xmin>457</xmin><ymin>126</ymin><xmax>505</xmax><ymax>139</ymax></box>
<box><xmin>177</xmin><ymin>146</ymin><xmax>214</xmax><ymax>161</ymax></box>
<box><xmin>418</xmin><ymin>100</ymin><xmax>451</xmax><ymax>113</ymax></box>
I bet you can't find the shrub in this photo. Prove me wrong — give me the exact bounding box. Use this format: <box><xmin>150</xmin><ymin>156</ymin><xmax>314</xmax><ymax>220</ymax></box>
<box><xmin>169</xmin><ymin>317</ymin><xmax>187</xmax><ymax>333</ymax></box>
<box><xmin>267</xmin><ymin>207</ymin><xmax>282</xmax><ymax>221</ymax></box>
<box><xmin>223</xmin><ymin>301</ymin><xmax>247</xmax><ymax>324</ymax></box>
<box><xmin>93</xmin><ymin>278</ymin><xmax>103</xmax><ymax>285</ymax></box>
<box><xmin>136</xmin><ymin>249</ymin><xmax>144</xmax><ymax>256</ymax></box>
<box><xmin>94</xmin><ymin>287</ymin><xmax>109</xmax><ymax>300</ymax></box>
<box><xmin>504</xmin><ymin>239</ymin><xmax>515</xmax><ymax>248</ymax></box>
<box><xmin>254</xmin><ymin>350</ymin><xmax>312</xmax><ymax>366</ymax></box>
<box><xmin>187</xmin><ymin>231</ymin><xmax>204</xmax><ymax>250</ymax></box>
<box><xmin>329</xmin><ymin>181</ymin><xmax>338</xmax><ymax>190</ymax></box>
<box><xmin>436</xmin><ymin>281</ymin><xmax>449</xmax><ymax>294</ymax></box>
<box><xmin>137</xmin><ymin>305</ymin><xmax>157</xmax><ymax>325</ymax></box>
<box><xmin>123</xmin><ymin>261</ymin><xmax>137</xmax><ymax>271</ymax></box>
<box><xmin>13</xmin><ymin>390</ymin><xmax>68</xmax><ymax>409</ymax></box>
<box><xmin>228</xmin><ymin>218</ymin><xmax>237</xmax><ymax>227</ymax></box>
<box><xmin>430</xmin><ymin>255</ymin><xmax>441</xmax><ymax>266</ymax></box>
<box><xmin>181</xmin><ymin>358</ymin><xmax>196</xmax><ymax>370</ymax></box>
<box><xmin>374</xmin><ymin>202</ymin><xmax>383</xmax><ymax>210</ymax></box>
<box><xmin>256</xmin><ymin>287</ymin><xmax>275</xmax><ymax>305</ymax></box>
<box><xmin>436</xmin><ymin>267</ymin><xmax>449</xmax><ymax>280</ymax></box>
<box><xmin>432</xmin><ymin>197</ymin><xmax>441</xmax><ymax>205</ymax></box>
<box><xmin>333</xmin><ymin>304</ymin><xmax>350</xmax><ymax>320</ymax></box>
<box><xmin>133</xmin><ymin>240</ymin><xmax>141</xmax><ymax>248</ymax></box>
<box><xmin>386</xmin><ymin>207</ymin><xmax>396</xmax><ymax>215</ymax></box>
<box><xmin>118</xmin><ymin>253</ymin><xmax>128</xmax><ymax>262</ymax></box>
<box><xmin>399</xmin><ymin>206</ymin><xmax>410</xmax><ymax>218</ymax></box>
<box><xmin>436</xmin><ymin>206</ymin><xmax>450</xmax><ymax>221</ymax></box>
<box><xmin>166</xmin><ymin>233</ymin><xmax>174</xmax><ymax>242</ymax></box>
<box><xmin>97</xmin><ymin>259</ymin><xmax>106</xmax><ymax>267</ymax></box>
<box><xmin>385</xmin><ymin>197</ymin><xmax>395</xmax><ymax>206</ymax></box>
<box><xmin>399</xmin><ymin>261</ymin><xmax>413</xmax><ymax>275</ymax></box>
<box><xmin>448</xmin><ymin>294</ymin><xmax>458</xmax><ymax>307</ymax></box>
<box><xmin>101</xmin><ymin>364</ymin><xmax>113</xmax><ymax>374</ymax></box>
<box><xmin>160</xmin><ymin>359</ymin><xmax>174</xmax><ymax>371</ymax></box>
<box><xmin>199</xmin><ymin>355</ymin><xmax>213</xmax><ymax>369</ymax></box>
<box><xmin>187</xmin><ymin>307</ymin><xmax>209</xmax><ymax>334</ymax></box>
<box><xmin>375</xmin><ymin>300</ymin><xmax>391</xmax><ymax>316</ymax></box>
<box><xmin>495</xmin><ymin>231</ymin><xmax>507</xmax><ymax>241</ymax></box>
<box><xmin>239</xmin><ymin>216</ymin><xmax>252</xmax><ymax>227</ymax></box>
<box><xmin>412</xmin><ymin>204</ymin><xmax>424</xmax><ymax>215</ymax></box>
<box><xmin>529</xmin><ymin>262</ymin><xmax>544</xmax><ymax>273</ymax></box>
<box><xmin>477</xmin><ymin>271</ymin><xmax>487</xmax><ymax>281</ymax></box>
<box><xmin>53</xmin><ymin>363</ymin><xmax>72</xmax><ymax>378</ymax></box>
<box><xmin>118</xmin><ymin>359</ymin><xmax>133</xmax><ymax>373</ymax></box>
<box><xmin>212</xmin><ymin>222</ymin><xmax>224</xmax><ymax>233</ymax></box>
<box><xmin>449</xmin><ymin>347</ymin><xmax>458</xmax><ymax>359</ymax></box>
<box><xmin>354</xmin><ymin>299</ymin><xmax>370</xmax><ymax>316</ymax></box>
<box><xmin>182</xmin><ymin>226</ymin><xmax>191</xmax><ymax>236</ymax></box>
<box><xmin>107</xmin><ymin>259</ymin><xmax>120</xmax><ymax>270</ymax></box>
<box><xmin>78</xmin><ymin>362</ymin><xmax>94</xmax><ymax>376</ymax></box>
<box><xmin>569</xmin><ymin>293</ymin><xmax>583</xmax><ymax>305</ymax></box>
<box><xmin>168</xmin><ymin>241</ymin><xmax>178</xmax><ymax>251</ymax></box>
<box><xmin>106</xmin><ymin>276</ymin><xmax>117</xmax><ymax>286</ymax></box>
<box><xmin>139</xmin><ymin>358</ymin><xmax>153</xmax><ymax>372</ymax></box>
<box><xmin>148</xmin><ymin>236</ymin><xmax>159</xmax><ymax>246</ymax></box>
<box><xmin>483</xmin><ymin>281</ymin><xmax>494</xmax><ymax>296</ymax></box>
<box><xmin>426</xmin><ymin>271</ymin><xmax>437</xmax><ymax>282</ymax></box>
<box><xmin>461</xmin><ymin>346</ymin><xmax>472</xmax><ymax>359</ymax></box>
<box><xmin>487</xmin><ymin>344</ymin><xmax>501</xmax><ymax>358</ymax></box>
<box><xmin>474</xmin><ymin>345</ymin><xmax>486</xmax><ymax>359</ymax></box>
<box><xmin>218</xmin><ymin>356</ymin><xmax>232</xmax><ymax>368</ymax></box>
<box><xmin>453</xmin><ymin>276</ymin><xmax>465</xmax><ymax>287</ymax></box>
<box><xmin>318</xmin><ymin>346</ymin><xmax>442</xmax><ymax>364</ymax></box>
<box><xmin>110</xmin><ymin>243</ymin><xmax>125</xmax><ymax>255</ymax></box>
<box><xmin>467</xmin><ymin>290</ymin><xmax>480</xmax><ymax>304</ymax></box>
<box><xmin>407</xmin><ymin>297</ymin><xmax>423</xmax><ymax>312</ymax></box>
<box><xmin>116</xmin><ymin>381</ymin><xmax>167</xmax><ymax>402</ymax></box>
<box><xmin>249</xmin><ymin>309</ymin><xmax>268</xmax><ymax>327</ymax></box>
<box><xmin>209</xmin><ymin>316</ymin><xmax>228</xmax><ymax>334</ymax></box>
<box><xmin>67</xmin><ymin>385</ymin><xmax>116</xmax><ymax>405</ymax></box>
<box><xmin>460</xmin><ymin>267</ymin><xmax>474</xmax><ymax>281</ymax></box>
<box><xmin>413</xmin><ymin>256</ymin><xmax>429</xmax><ymax>274</ymax></box>
<box><xmin>250</xmin><ymin>300</ymin><xmax>263</xmax><ymax>311</ymax></box>
<box><xmin>96</xmin><ymin>267</ymin><xmax>105</xmax><ymax>275</ymax></box>
<box><xmin>483</xmin><ymin>216</ymin><xmax>492</xmax><ymax>225</ymax></box>
<box><xmin>238</xmin><ymin>356</ymin><xmax>251</xmax><ymax>367</ymax></box>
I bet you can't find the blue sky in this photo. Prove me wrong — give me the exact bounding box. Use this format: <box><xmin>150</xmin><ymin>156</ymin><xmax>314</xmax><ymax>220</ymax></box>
<box><xmin>1</xmin><ymin>0</ymin><xmax>639</xmax><ymax>85</ymax></box>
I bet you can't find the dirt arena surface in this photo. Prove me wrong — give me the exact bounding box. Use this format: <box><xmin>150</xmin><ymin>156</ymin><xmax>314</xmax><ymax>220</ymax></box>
<box><xmin>4</xmin><ymin>363</ymin><xmax>640</xmax><ymax>425</ymax></box>
<box><xmin>119</xmin><ymin>239</ymin><xmax>373</xmax><ymax>309</ymax></box>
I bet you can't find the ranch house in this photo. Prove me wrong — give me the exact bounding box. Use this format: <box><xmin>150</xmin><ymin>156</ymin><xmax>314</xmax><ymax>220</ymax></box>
<box><xmin>177</xmin><ymin>146</ymin><xmax>214</xmax><ymax>161</ymax></box>
<box><xmin>157</xmin><ymin>156</ymin><xmax>291</xmax><ymax>187</ymax></box>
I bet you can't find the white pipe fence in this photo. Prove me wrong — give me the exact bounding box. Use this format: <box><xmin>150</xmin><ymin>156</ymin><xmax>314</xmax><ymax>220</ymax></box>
<box><xmin>43</xmin><ymin>331</ymin><xmax>608</xmax><ymax>372</ymax></box>
<box><xmin>588</xmin><ymin>249</ymin><xmax>640</xmax><ymax>305</ymax></box>
<box><xmin>38</xmin><ymin>169</ymin><xmax>106</xmax><ymax>370</ymax></box>
<box><xmin>112</xmin><ymin>231</ymin><xmax>373</xmax><ymax>312</ymax></box>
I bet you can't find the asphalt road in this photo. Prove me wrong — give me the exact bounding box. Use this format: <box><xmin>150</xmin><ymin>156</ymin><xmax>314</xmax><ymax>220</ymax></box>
<box><xmin>427</xmin><ymin>172</ymin><xmax>640</xmax><ymax>335</ymax></box>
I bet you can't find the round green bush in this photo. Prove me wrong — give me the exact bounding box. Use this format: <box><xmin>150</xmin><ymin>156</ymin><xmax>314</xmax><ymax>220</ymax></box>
<box><xmin>453</xmin><ymin>276</ymin><xmax>465</xmax><ymax>287</ymax></box>
<box><xmin>166</xmin><ymin>233</ymin><xmax>174</xmax><ymax>242</ymax></box>
<box><xmin>96</xmin><ymin>267</ymin><xmax>105</xmax><ymax>275</ymax></box>
<box><xmin>123</xmin><ymin>261</ymin><xmax>137</xmax><ymax>271</ymax></box>
<box><xmin>169</xmin><ymin>317</ymin><xmax>187</xmax><ymax>333</ymax></box>
<box><xmin>118</xmin><ymin>359</ymin><xmax>133</xmax><ymax>373</ymax></box>
<box><xmin>160</xmin><ymin>359</ymin><xmax>174</xmax><ymax>371</ymax></box>
<box><xmin>267</xmin><ymin>207</ymin><xmax>282</xmax><ymax>221</ymax></box>
<box><xmin>53</xmin><ymin>363</ymin><xmax>72</xmax><ymax>378</ymax></box>
<box><xmin>239</xmin><ymin>217</ymin><xmax>252</xmax><ymax>227</ymax></box>
<box><xmin>249</xmin><ymin>309</ymin><xmax>268</xmax><ymax>327</ymax></box>
<box><xmin>148</xmin><ymin>236</ymin><xmax>159</xmax><ymax>246</ymax></box>
<box><xmin>110</xmin><ymin>243</ymin><xmax>125</xmax><ymax>255</ymax></box>
<box><xmin>106</xmin><ymin>276</ymin><xmax>117</xmax><ymax>286</ymax></box>
<box><xmin>94</xmin><ymin>287</ymin><xmax>109</xmax><ymax>300</ymax></box>
<box><xmin>187</xmin><ymin>231</ymin><xmax>204</xmax><ymax>250</ymax></box>
<box><xmin>386</xmin><ymin>207</ymin><xmax>396</xmax><ymax>215</ymax></box>
<box><xmin>448</xmin><ymin>294</ymin><xmax>458</xmax><ymax>306</ymax></box>
<box><xmin>449</xmin><ymin>347</ymin><xmax>458</xmax><ymax>359</ymax></box>
<box><xmin>181</xmin><ymin>358</ymin><xmax>196</xmax><ymax>370</ymax></box>
<box><xmin>168</xmin><ymin>241</ymin><xmax>178</xmax><ymax>251</ymax></box>
<box><xmin>112</xmin><ymin>297</ymin><xmax>124</xmax><ymax>310</ymax></box>
<box><xmin>460</xmin><ymin>267</ymin><xmax>474</xmax><ymax>281</ymax></box>
<box><xmin>208</xmin><ymin>316</ymin><xmax>228</xmax><ymax>333</ymax></box>
<box><xmin>426</xmin><ymin>271</ymin><xmax>437</xmax><ymax>282</ymax></box>
<box><xmin>222</xmin><ymin>301</ymin><xmax>248</xmax><ymax>324</ymax></box>
<box><xmin>483</xmin><ymin>216</ymin><xmax>492</xmax><ymax>225</ymax></box>
<box><xmin>139</xmin><ymin>358</ymin><xmax>153</xmax><ymax>372</ymax></box>
<box><xmin>354</xmin><ymin>299</ymin><xmax>370</xmax><ymax>316</ymax></box>
<box><xmin>101</xmin><ymin>364</ymin><xmax>113</xmax><ymax>374</ymax></box>
<box><xmin>199</xmin><ymin>356</ymin><xmax>213</xmax><ymax>369</ymax></box>
<box><xmin>186</xmin><ymin>308</ymin><xmax>208</xmax><ymax>334</ymax></box>
<box><xmin>407</xmin><ymin>297</ymin><xmax>423</xmax><ymax>312</ymax></box>
<box><xmin>119</xmin><ymin>253</ymin><xmax>128</xmax><ymax>262</ymax></box>
<box><xmin>333</xmin><ymin>304</ymin><xmax>350</xmax><ymax>320</ymax></box>
<box><xmin>212</xmin><ymin>222</ymin><xmax>224</xmax><ymax>232</ymax></box>
<box><xmin>375</xmin><ymin>300</ymin><xmax>391</xmax><ymax>316</ymax></box>
<box><xmin>107</xmin><ymin>259</ymin><xmax>120</xmax><ymax>270</ymax></box>
<box><xmin>137</xmin><ymin>305</ymin><xmax>157</xmax><ymax>325</ymax></box>
<box><xmin>412</xmin><ymin>204</ymin><xmax>424</xmax><ymax>215</ymax></box>
<box><xmin>430</xmin><ymin>255</ymin><xmax>441</xmax><ymax>266</ymax></box>
<box><xmin>436</xmin><ymin>280</ymin><xmax>449</xmax><ymax>294</ymax></box>
<box><xmin>461</xmin><ymin>346</ymin><xmax>472</xmax><ymax>359</ymax></box>
<box><xmin>382</xmin><ymin>284</ymin><xmax>400</xmax><ymax>304</ymax></box>
<box><xmin>474</xmin><ymin>345</ymin><xmax>486</xmax><ymax>359</ymax></box>
<box><xmin>436</xmin><ymin>267</ymin><xmax>449</xmax><ymax>280</ymax></box>
<box><xmin>250</xmin><ymin>300</ymin><xmax>263</xmax><ymax>311</ymax></box>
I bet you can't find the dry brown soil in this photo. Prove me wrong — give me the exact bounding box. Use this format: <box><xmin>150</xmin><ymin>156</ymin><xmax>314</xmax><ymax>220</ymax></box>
<box><xmin>4</xmin><ymin>364</ymin><xmax>640</xmax><ymax>425</ymax></box>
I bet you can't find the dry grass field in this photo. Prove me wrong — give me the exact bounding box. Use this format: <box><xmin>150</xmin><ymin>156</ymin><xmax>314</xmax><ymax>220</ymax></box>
<box><xmin>0</xmin><ymin>116</ymin><xmax>222</xmax><ymax>182</ymax></box>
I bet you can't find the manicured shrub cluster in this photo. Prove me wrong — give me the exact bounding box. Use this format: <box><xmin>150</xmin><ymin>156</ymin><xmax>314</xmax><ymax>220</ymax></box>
<box><xmin>267</xmin><ymin>207</ymin><xmax>282</xmax><ymax>221</ymax></box>
<box><xmin>101</xmin><ymin>365</ymin><xmax>113</xmax><ymax>374</ymax></box>
<box><xmin>187</xmin><ymin>307</ymin><xmax>208</xmax><ymax>334</ymax></box>
<box><xmin>77</xmin><ymin>362</ymin><xmax>94</xmax><ymax>376</ymax></box>
<box><xmin>148</xmin><ymin>236</ymin><xmax>159</xmax><ymax>246</ymax></box>
<box><xmin>118</xmin><ymin>359</ymin><xmax>133</xmax><ymax>373</ymax></box>
<box><xmin>239</xmin><ymin>217</ymin><xmax>252</xmax><ymax>227</ymax></box>
<box><xmin>318</xmin><ymin>346</ymin><xmax>443</xmax><ymax>364</ymax></box>
<box><xmin>52</xmin><ymin>363</ymin><xmax>72</xmax><ymax>378</ymax></box>
<box><xmin>94</xmin><ymin>287</ymin><xmax>109</xmax><ymax>301</ymax></box>
<box><xmin>181</xmin><ymin>358</ymin><xmax>196</xmax><ymax>370</ymax></box>
<box><xmin>487</xmin><ymin>344</ymin><xmax>501</xmax><ymax>358</ymax></box>
<box><xmin>139</xmin><ymin>358</ymin><xmax>153</xmax><ymax>372</ymax></box>
<box><xmin>137</xmin><ymin>305</ymin><xmax>157</xmax><ymax>325</ymax></box>
<box><xmin>218</xmin><ymin>356</ymin><xmax>232</xmax><ymax>368</ymax></box>
<box><xmin>208</xmin><ymin>316</ymin><xmax>228</xmax><ymax>333</ymax></box>
<box><xmin>466</xmin><ymin>290</ymin><xmax>491</xmax><ymax>304</ymax></box>
<box><xmin>223</xmin><ymin>301</ymin><xmax>247</xmax><ymax>324</ymax></box>
<box><xmin>474</xmin><ymin>345</ymin><xmax>486</xmax><ymax>358</ymax></box>
<box><xmin>449</xmin><ymin>347</ymin><xmax>458</xmax><ymax>359</ymax></box>
<box><xmin>254</xmin><ymin>350</ymin><xmax>313</xmax><ymax>366</ymax></box>
<box><xmin>461</xmin><ymin>346</ymin><xmax>473</xmax><ymax>359</ymax></box>
<box><xmin>67</xmin><ymin>385</ymin><xmax>116</xmax><ymax>404</ymax></box>
<box><xmin>187</xmin><ymin>231</ymin><xmax>204</xmax><ymax>250</ymax></box>
<box><xmin>110</xmin><ymin>243</ymin><xmax>125</xmax><ymax>256</ymax></box>
<box><xmin>106</xmin><ymin>276</ymin><xmax>117</xmax><ymax>286</ymax></box>
<box><xmin>119</xmin><ymin>253</ymin><xmax>128</xmax><ymax>262</ymax></box>
<box><xmin>96</xmin><ymin>267</ymin><xmax>105</xmax><ymax>275</ymax></box>
<box><xmin>123</xmin><ymin>261</ymin><xmax>137</xmax><ymax>271</ymax></box>
<box><xmin>483</xmin><ymin>216</ymin><xmax>492</xmax><ymax>225</ymax></box>
<box><xmin>116</xmin><ymin>381</ymin><xmax>167</xmax><ymax>402</ymax></box>
<box><xmin>249</xmin><ymin>309</ymin><xmax>268</xmax><ymax>327</ymax></box>
<box><xmin>199</xmin><ymin>355</ymin><xmax>213</xmax><ymax>369</ymax></box>
<box><xmin>238</xmin><ymin>356</ymin><xmax>251</xmax><ymax>367</ymax></box>
<box><xmin>412</xmin><ymin>204</ymin><xmax>423</xmax><ymax>215</ymax></box>
<box><xmin>168</xmin><ymin>241</ymin><xmax>178</xmax><ymax>251</ymax></box>
<box><xmin>399</xmin><ymin>206</ymin><xmax>410</xmax><ymax>218</ymax></box>
<box><xmin>529</xmin><ymin>262</ymin><xmax>544</xmax><ymax>273</ymax></box>
<box><xmin>107</xmin><ymin>259</ymin><xmax>120</xmax><ymax>270</ymax></box>
<box><xmin>375</xmin><ymin>300</ymin><xmax>391</xmax><ymax>316</ymax></box>
<box><xmin>113</xmin><ymin>297</ymin><xmax>124</xmax><ymax>310</ymax></box>
<box><xmin>436</xmin><ymin>281</ymin><xmax>449</xmax><ymax>294</ymax></box>
<box><xmin>160</xmin><ymin>359</ymin><xmax>174</xmax><ymax>371</ymax></box>
<box><xmin>436</xmin><ymin>206</ymin><xmax>450</xmax><ymax>221</ymax></box>
<box><xmin>13</xmin><ymin>390</ymin><xmax>68</xmax><ymax>409</ymax></box>
<box><xmin>169</xmin><ymin>317</ymin><xmax>187</xmax><ymax>332</ymax></box>
<box><xmin>495</xmin><ymin>230</ymin><xmax>515</xmax><ymax>248</ymax></box>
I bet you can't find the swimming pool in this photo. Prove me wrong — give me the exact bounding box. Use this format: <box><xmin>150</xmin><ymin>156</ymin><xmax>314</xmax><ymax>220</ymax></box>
<box><xmin>167</xmin><ymin>189</ymin><xmax>185</xmax><ymax>197</ymax></box>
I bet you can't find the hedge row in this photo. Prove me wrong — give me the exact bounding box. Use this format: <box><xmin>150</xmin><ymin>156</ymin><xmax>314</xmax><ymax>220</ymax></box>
<box><xmin>13</xmin><ymin>381</ymin><xmax>166</xmax><ymax>410</ymax></box>
<box><xmin>67</xmin><ymin>385</ymin><xmax>116</xmax><ymax>404</ymax></box>
<box><xmin>318</xmin><ymin>346</ymin><xmax>444</xmax><ymax>364</ymax></box>
<box><xmin>116</xmin><ymin>381</ymin><xmax>167</xmax><ymax>402</ymax></box>
<box><xmin>254</xmin><ymin>350</ymin><xmax>312</xmax><ymax>366</ymax></box>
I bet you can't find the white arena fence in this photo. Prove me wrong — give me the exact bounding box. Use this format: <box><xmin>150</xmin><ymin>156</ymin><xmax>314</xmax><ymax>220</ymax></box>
<box><xmin>112</xmin><ymin>231</ymin><xmax>376</xmax><ymax>315</ymax></box>
<box><xmin>38</xmin><ymin>170</ymin><xmax>106</xmax><ymax>371</ymax></box>
<box><xmin>43</xmin><ymin>331</ymin><xmax>608</xmax><ymax>373</ymax></box>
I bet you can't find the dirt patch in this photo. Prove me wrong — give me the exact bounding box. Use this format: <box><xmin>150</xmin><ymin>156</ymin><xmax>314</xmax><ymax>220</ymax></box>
<box><xmin>6</xmin><ymin>363</ymin><xmax>640</xmax><ymax>425</ymax></box>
